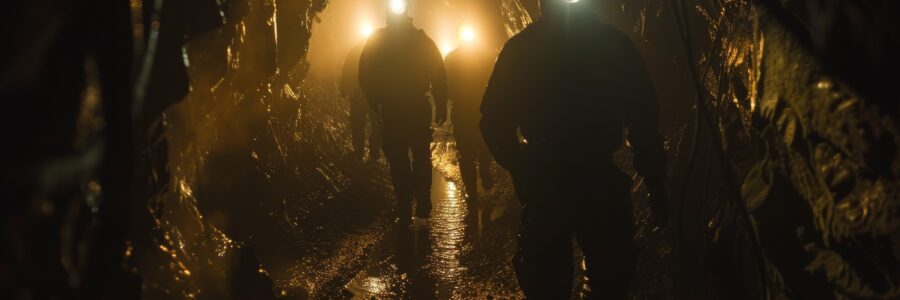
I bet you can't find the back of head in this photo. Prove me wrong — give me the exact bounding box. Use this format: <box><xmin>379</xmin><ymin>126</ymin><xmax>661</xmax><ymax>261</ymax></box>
<box><xmin>539</xmin><ymin>0</ymin><xmax>597</xmax><ymax>23</ymax></box>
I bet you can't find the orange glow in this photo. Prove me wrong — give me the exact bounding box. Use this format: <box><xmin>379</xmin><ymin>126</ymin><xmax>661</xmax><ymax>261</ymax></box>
<box><xmin>389</xmin><ymin>0</ymin><xmax>406</xmax><ymax>15</ymax></box>
<box><xmin>360</xmin><ymin>22</ymin><xmax>375</xmax><ymax>39</ymax></box>
<box><xmin>459</xmin><ymin>24</ymin><xmax>476</xmax><ymax>45</ymax></box>
<box><xmin>440</xmin><ymin>42</ymin><xmax>454</xmax><ymax>58</ymax></box>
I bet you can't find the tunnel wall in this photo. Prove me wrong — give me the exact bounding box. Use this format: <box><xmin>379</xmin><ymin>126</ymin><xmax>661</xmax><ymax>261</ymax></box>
<box><xmin>154</xmin><ymin>0</ymin><xmax>899</xmax><ymax>298</ymax></box>
<box><xmin>596</xmin><ymin>1</ymin><xmax>900</xmax><ymax>298</ymax></box>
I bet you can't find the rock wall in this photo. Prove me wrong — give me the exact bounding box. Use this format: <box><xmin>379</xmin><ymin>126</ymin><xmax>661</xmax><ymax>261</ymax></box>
<box><xmin>157</xmin><ymin>0</ymin><xmax>899</xmax><ymax>298</ymax></box>
<box><xmin>594</xmin><ymin>0</ymin><xmax>900</xmax><ymax>298</ymax></box>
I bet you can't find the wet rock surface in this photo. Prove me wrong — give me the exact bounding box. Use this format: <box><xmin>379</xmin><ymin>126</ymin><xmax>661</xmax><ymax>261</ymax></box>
<box><xmin>3</xmin><ymin>0</ymin><xmax>894</xmax><ymax>298</ymax></box>
<box><xmin>612</xmin><ymin>0</ymin><xmax>900</xmax><ymax>298</ymax></box>
<box><xmin>145</xmin><ymin>79</ymin><xmax>675</xmax><ymax>299</ymax></box>
<box><xmin>129</xmin><ymin>0</ymin><xmax>899</xmax><ymax>297</ymax></box>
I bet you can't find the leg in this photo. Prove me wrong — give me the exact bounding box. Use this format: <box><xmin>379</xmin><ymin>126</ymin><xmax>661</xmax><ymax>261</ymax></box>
<box><xmin>476</xmin><ymin>139</ymin><xmax>495</xmax><ymax>190</ymax></box>
<box><xmin>349</xmin><ymin>100</ymin><xmax>366</xmax><ymax>158</ymax></box>
<box><xmin>367</xmin><ymin>107</ymin><xmax>383</xmax><ymax>160</ymax></box>
<box><xmin>455</xmin><ymin>132</ymin><xmax>479</xmax><ymax>210</ymax></box>
<box><xmin>458</xmin><ymin>153</ymin><xmax>478</xmax><ymax>209</ymax></box>
<box><xmin>410</xmin><ymin>127</ymin><xmax>433</xmax><ymax>218</ymax></box>
<box><xmin>574</xmin><ymin>171</ymin><xmax>634</xmax><ymax>300</ymax></box>
<box><xmin>382</xmin><ymin>128</ymin><xmax>414</xmax><ymax>227</ymax></box>
<box><xmin>513</xmin><ymin>170</ymin><xmax>575</xmax><ymax>298</ymax></box>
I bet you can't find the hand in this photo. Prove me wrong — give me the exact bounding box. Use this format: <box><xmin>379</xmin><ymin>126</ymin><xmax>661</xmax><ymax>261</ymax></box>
<box><xmin>435</xmin><ymin>107</ymin><xmax>447</xmax><ymax>126</ymax></box>
<box><xmin>648</xmin><ymin>185</ymin><xmax>669</xmax><ymax>230</ymax></box>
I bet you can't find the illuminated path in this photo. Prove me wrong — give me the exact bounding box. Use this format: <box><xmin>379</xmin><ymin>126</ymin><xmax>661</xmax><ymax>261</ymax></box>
<box><xmin>337</xmin><ymin>129</ymin><xmax>524</xmax><ymax>299</ymax></box>
<box><xmin>275</xmin><ymin>127</ymin><xmax>524</xmax><ymax>299</ymax></box>
<box><xmin>253</xmin><ymin>94</ymin><xmax>670</xmax><ymax>299</ymax></box>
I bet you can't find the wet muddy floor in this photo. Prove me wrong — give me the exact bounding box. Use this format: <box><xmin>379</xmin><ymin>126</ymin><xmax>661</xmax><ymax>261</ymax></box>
<box><xmin>274</xmin><ymin>126</ymin><xmax>525</xmax><ymax>299</ymax></box>
<box><xmin>152</xmin><ymin>84</ymin><xmax>672</xmax><ymax>299</ymax></box>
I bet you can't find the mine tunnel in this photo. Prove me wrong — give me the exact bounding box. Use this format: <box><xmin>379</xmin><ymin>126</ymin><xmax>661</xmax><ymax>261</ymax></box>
<box><xmin>2</xmin><ymin>0</ymin><xmax>899</xmax><ymax>299</ymax></box>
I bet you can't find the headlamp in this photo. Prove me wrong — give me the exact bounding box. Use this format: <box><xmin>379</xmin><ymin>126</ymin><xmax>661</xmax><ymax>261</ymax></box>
<box><xmin>360</xmin><ymin>22</ymin><xmax>374</xmax><ymax>38</ymax></box>
<box><xmin>459</xmin><ymin>24</ymin><xmax>476</xmax><ymax>44</ymax></box>
<box><xmin>389</xmin><ymin>0</ymin><xmax>407</xmax><ymax>15</ymax></box>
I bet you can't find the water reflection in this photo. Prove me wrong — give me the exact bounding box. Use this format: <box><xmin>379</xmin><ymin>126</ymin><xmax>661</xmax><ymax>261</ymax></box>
<box><xmin>361</xmin><ymin>169</ymin><xmax>469</xmax><ymax>299</ymax></box>
<box><xmin>360</xmin><ymin>276</ymin><xmax>389</xmax><ymax>295</ymax></box>
<box><xmin>155</xmin><ymin>82</ymin><xmax>525</xmax><ymax>298</ymax></box>
<box><xmin>341</xmin><ymin>136</ymin><xmax>523</xmax><ymax>299</ymax></box>
<box><xmin>428</xmin><ymin>174</ymin><xmax>468</xmax><ymax>298</ymax></box>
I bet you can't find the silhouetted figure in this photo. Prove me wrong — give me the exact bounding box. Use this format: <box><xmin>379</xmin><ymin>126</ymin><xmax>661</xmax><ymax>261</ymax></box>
<box><xmin>342</xmin><ymin>44</ymin><xmax>383</xmax><ymax>160</ymax></box>
<box><xmin>480</xmin><ymin>0</ymin><xmax>669</xmax><ymax>298</ymax></box>
<box><xmin>359</xmin><ymin>3</ymin><xmax>447</xmax><ymax>226</ymax></box>
<box><xmin>445</xmin><ymin>45</ymin><xmax>496</xmax><ymax>217</ymax></box>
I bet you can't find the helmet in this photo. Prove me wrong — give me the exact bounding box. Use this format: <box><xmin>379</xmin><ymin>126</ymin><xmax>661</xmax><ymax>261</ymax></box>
<box><xmin>540</xmin><ymin>0</ymin><xmax>594</xmax><ymax>21</ymax></box>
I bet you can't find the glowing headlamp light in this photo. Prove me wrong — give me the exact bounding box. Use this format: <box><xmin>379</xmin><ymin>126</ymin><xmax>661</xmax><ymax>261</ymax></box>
<box><xmin>563</xmin><ymin>0</ymin><xmax>579</xmax><ymax>3</ymax></box>
<box><xmin>459</xmin><ymin>24</ymin><xmax>476</xmax><ymax>44</ymax></box>
<box><xmin>360</xmin><ymin>23</ymin><xmax>374</xmax><ymax>38</ymax></box>
<box><xmin>389</xmin><ymin>0</ymin><xmax>407</xmax><ymax>15</ymax></box>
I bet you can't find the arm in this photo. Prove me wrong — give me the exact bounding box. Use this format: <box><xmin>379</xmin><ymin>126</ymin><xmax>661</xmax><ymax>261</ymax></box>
<box><xmin>480</xmin><ymin>41</ymin><xmax>524</xmax><ymax>176</ymax></box>
<box><xmin>618</xmin><ymin>35</ymin><xmax>668</xmax><ymax>224</ymax></box>
<box><xmin>621</xmin><ymin>42</ymin><xmax>665</xmax><ymax>186</ymax></box>
<box><xmin>339</xmin><ymin>50</ymin><xmax>354</xmax><ymax>99</ymax></box>
<box><xmin>358</xmin><ymin>34</ymin><xmax>380</xmax><ymax>110</ymax></box>
<box><xmin>444</xmin><ymin>52</ymin><xmax>459</xmax><ymax>113</ymax></box>
<box><xmin>426</xmin><ymin>36</ymin><xmax>448</xmax><ymax>125</ymax></box>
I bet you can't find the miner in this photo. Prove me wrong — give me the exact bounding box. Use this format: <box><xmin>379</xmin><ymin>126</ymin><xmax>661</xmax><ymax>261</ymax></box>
<box><xmin>480</xmin><ymin>0</ymin><xmax>669</xmax><ymax>297</ymax></box>
<box><xmin>359</xmin><ymin>0</ymin><xmax>448</xmax><ymax>227</ymax></box>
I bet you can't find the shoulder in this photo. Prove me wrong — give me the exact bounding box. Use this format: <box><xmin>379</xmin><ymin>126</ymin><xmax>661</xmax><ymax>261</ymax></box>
<box><xmin>503</xmin><ymin>21</ymin><xmax>540</xmax><ymax>50</ymax></box>
<box><xmin>373</xmin><ymin>27</ymin><xmax>389</xmax><ymax>37</ymax></box>
<box><xmin>445</xmin><ymin>49</ymin><xmax>459</xmax><ymax>63</ymax></box>
<box><xmin>365</xmin><ymin>28</ymin><xmax>389</xmax><ymax>46</ymax></box>
<box><xmin>414</xmin><ymin>28</ymin><xmax>438</xmax><ymax>46</ymax></box>
<box><xmin>414</xmin><ymin>28</ymin><xmax>429</xmax><ymax>38</ymax></box>
<box><xmin>499</xmin><ymin>20</ymin><xmax>551</xmax><ymax>58</ymax></box>
<box><xmin>349</xmin><ymin>44</ymin><xmax>364</xmax><ymax>56</ymax></box>
<box><xmin>594</xmin><ymin>22</ymin><xmax>636</xmax><ymax>49</ymax></box>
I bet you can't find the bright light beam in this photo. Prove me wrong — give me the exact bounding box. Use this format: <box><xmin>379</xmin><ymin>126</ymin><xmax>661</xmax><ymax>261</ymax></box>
<box><xmin>440</xmin><ymin>43</ymin><xmax>454</xmax><ymax>58</ymax></box>
<box><xmin>360</xmin><ymin>23</ymin><xmax>374</xmax><ymax>38</ymax></box>
<box><xmin>390</xmin><ymin>0</ymin><xmax>406</xmax><ymax>15</ymax></box>
<box><xmin>459</xmin><ymin>24</ymin><xmax>476</xmax><ymax>44</ymax></box>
